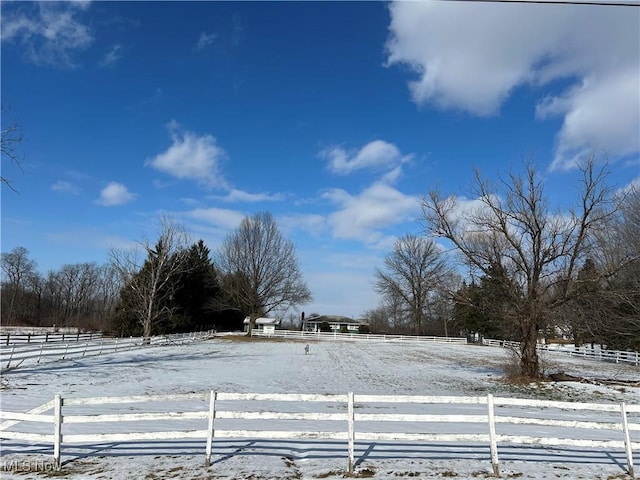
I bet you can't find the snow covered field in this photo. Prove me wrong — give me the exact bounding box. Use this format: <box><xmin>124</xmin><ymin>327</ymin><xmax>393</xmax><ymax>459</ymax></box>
<box><xmin>1</xmin><ymin>336</ymin><xmax>638</xmax><ymax>479</ymax></box>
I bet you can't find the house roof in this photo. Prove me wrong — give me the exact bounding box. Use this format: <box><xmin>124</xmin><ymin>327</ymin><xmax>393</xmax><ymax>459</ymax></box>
<box><xmin>305</xmin><ymin>315</ymin><xmax>366</xmax><ymax>325</ymax></box>
<box><xmin>243</xmin><ymin>317</ymin><xmax>280</xmax><ymax>325</ymax></box>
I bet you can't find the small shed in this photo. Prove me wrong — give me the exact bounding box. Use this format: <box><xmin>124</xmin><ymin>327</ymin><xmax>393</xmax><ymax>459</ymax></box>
<box><xmin>243</xmin><ymin>317</ymin><xmax>280</xmax><ymax>333</ymax></box>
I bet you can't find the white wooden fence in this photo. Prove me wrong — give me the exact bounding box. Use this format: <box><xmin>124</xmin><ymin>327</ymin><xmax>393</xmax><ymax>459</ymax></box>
<box><xmin>482</xmin><ymin>338</ymin><xmax>640</xmax><ymax>366</ymax></box>
<box><xmin>0</xmin><ymin>331</ymin><xmax>215</xmax><ymax>371</ymax></box>
<box><xmin>1</xmin><ymin>391</ymin><xmax>637</xmax><ymax>477</ymax></box>
<box><xmin>252</xmin><ymin>329</ymin><xmax>468</xmax><ymax>344</ymax></box>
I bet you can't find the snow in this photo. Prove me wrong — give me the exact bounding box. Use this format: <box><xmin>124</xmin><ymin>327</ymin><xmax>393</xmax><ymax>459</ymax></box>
<box><xmin>1</xmin><ymin>336</ymin><xmax>638</xmax><ymax>479</ymax></box>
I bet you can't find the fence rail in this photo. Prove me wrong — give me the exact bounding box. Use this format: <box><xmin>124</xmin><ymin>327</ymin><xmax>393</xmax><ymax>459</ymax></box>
<box><xmin>1</xmin><ymin>331</ymin><xmax>103</xmax><ymax>346</ymax></box>
<box><xmin>0</xmin><ymin>330</ymin><xmax>215</xmax><ymax>371</ymax></box>
<box><xmin>482</xmin><ymin>338</ymin><xmax>640</xmax><ymax>366</ymax></box>
<box><xmin>251</xmin><ymin>329</ymin><xmax>467</xmax><ymax>344</ymax></box>
<box><xmin>1</xmin><ymin>391</ymin><xmax>637</xmax><ymax>476</ymax></box>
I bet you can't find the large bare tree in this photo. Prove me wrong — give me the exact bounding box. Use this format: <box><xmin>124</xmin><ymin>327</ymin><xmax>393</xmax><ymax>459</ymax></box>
<box><xmin>217</xmin><ymin>212</ymin><xmax>312</xmax><ymax>333</ymax></box>
<box><xmin>109</xmin><ymin>216</ymin><xmax>191</xmax><ymax>342</ymax></box>
<box><xmin>421</xmin><ymin>158</ymin><xmax>618</xmax><ymax>379</ymax></box>
<box><xmin>375</xmin><ymin>234</ymin><xmax>452</xmax><ymax>334</ymax></box>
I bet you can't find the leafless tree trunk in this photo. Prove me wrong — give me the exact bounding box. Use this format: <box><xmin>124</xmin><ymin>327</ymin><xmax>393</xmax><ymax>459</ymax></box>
<box><xmin>217</xmin><ymin>212</ymin><xmax>312</xmax><ymax>335</ymax></box>
<box><xmin>421</xmin><ymin>157</ymin><xmax>618</xmax><ymax>379</ymax></box>
<box><xmin>109</xmin><ymin>216</ymin><xmax>191</xmax><ymax>343</ymax></box>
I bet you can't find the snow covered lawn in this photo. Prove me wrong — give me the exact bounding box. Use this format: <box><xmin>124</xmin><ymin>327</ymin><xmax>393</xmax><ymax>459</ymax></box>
<box><xmin>1</xmin><ymin>336</ymin><xmax>638</xmax><ymax>479</ymax></box>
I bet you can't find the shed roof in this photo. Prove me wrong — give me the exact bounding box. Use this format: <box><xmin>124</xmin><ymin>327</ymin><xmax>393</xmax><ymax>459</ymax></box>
<box><xmin>243</xmin><ymin>317</ymin><xmax>280</xmax><ymax>325</ymax></box>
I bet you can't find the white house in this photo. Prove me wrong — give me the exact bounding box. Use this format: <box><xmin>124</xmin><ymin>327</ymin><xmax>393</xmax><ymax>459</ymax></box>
<box><xmin>243</xmin><ymin>317</ymin><xmax>280</xmax><ymax>334</ymax></box>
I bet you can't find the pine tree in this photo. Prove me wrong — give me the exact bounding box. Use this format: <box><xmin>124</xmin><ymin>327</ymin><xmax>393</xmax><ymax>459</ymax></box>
<box><xmin>172</xmin><ymin>240</ymin><xmax>220</xmax><ymax>332</ymax></box>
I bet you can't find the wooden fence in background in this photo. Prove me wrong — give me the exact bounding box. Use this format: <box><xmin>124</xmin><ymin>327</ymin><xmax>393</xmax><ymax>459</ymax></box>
<box><xmin>0</xmin><ymin>330</ymin><xmax>215</xmax><ymax>371</ymax></box>
<box><xmin>482</xmin><ymin>338</ymin><xmax>640</xmax><ymax>366</ymax></box>
<box><xmin>251</xmin><ymin>329</ymin><xmax>467</xmax><ymax>344</ymax></box>
<box><xmin>1</xmin><ymin>331</ymin><xmax>102</xmax><ymax>346</ymax></box>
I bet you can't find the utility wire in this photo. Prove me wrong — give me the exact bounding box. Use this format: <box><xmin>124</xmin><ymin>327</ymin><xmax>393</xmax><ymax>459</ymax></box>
<box><xmin>432</xmin><ymin>0</ymin><xmax>640</xmax><ymax>6</ymax></box>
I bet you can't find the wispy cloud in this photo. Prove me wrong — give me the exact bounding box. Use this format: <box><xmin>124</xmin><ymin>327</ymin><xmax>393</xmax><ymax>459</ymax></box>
<box><xmin>96</xmin><ymin>182</ymin><xmax>137</xmax><ymax>206</ymax></box>
<box><xmin>51</xmin><ymin>180</ymin><xmax>81</xmax><ymax>195</ymax></box>
<box><xmin>1</xmin><ymin>2</ymin><xmax>93</xmax><ymax>68</ymax></box>
<box><xmin>195</xmin><ymin>31</ymin><xmax>217</xmax><ymax>50</ymax></box>
<box><xmin>321</xmin><ymin>140</ymin><xmax>412</xmax><ymax>176</ymax></box>
<box><xmin>99</xmin><ymin>44</ymin><xmax>122</xmax><ymax>67</ymax></box>
<box><xmin>140</xmin><ymin>87</ymin><xmax>163</xmax><ymax>106</ymax></box>
<box><xmin>279</xmin><ymin>214</ymin><xmax>328</xmax><ymax>238</ymax></box>
<box><xmin>185</xmin><ymin>207</ymin><xmax>245</xmax><ymax>229</ymax></box>
<box><xmin>386</xmin><ymin>1</ymin><xmax>640</xmax><ymax>169</ymax></box>
<box><xmin>213</xmin><ymin>188</ymin><xmax>284</xmax><ymax>203</ymax></box>
<box><xmin>145</xmin><ymin>120</ymin><xmax>228</xmax><ymax>189</ymax></box>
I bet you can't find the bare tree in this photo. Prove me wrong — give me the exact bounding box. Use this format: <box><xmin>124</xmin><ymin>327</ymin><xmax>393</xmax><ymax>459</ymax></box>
<box><xmin>1</xmin><ymin>246</ymin><xmax>37</xmax><ymax>323</ymax></box>
<box><xmin>109</xmin><ymin>216</ymin><xmax>191</xmax><ymax>342</ymax></box>
<box><xmin>53</xmin><ymin>262</ymin><xmax>103</xmax><ymax>329</ymax></box>
<box><xmin>374</xmin><ymin>234</ymin><xmax>452</xmax><ymax>335</ymax></box>
<box><xmin>421</xmin><ymin>157</ymin><xmax>618</xmax><ymax>379</ymax></box>
<box><xmin>573</xmin><ymin>184</ymin><xmax>640</xmax><ymax>350</ymax></box>
<box><xmin>217</xmin><ymin>212</ymin><xmax>312</xmax><ymax>334</ymax></box>
<box><xmin>1</xmin><ymin>106</ymin><xmax>24</xmax><ymax>192</ymax></box>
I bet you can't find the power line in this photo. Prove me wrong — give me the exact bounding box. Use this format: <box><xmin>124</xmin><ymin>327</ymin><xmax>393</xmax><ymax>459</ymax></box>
<box><xmin>433</xmin><ymin>0</ymin><xmax>640</xmax><ymax>6</ymax></box>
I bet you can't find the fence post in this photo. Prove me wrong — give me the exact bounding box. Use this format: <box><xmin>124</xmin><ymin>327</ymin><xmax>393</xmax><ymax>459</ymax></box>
<box><xmin>5</xmin><ymin>333</ymin><xmax>9</xmax><ymax>346</ymax></box>
<box><xmin>45</xmin><ymin>332</ymin><xmax>49</xmax><ymax>342</ymax></box>
<box><xmin>53</xmin><ymin>394</ymin><xmax>62</xmax><ymax>470</ymax></box>
<box><xmin>487</xmin><ymin>394</ymin><xmax>500</xmax><ymax>477</ymax></box>
<box><xmin>620</xmin><ymin>403</ymin><xmax>634</xmax><ymax>477</ymax></box>
<box><xmin>205</xmin><ymin>391</ymin><xmax>217</xmax><ymax>467</ymax></box>
<box><xmin>5</xmin><ymin>346</ymin><xmax>15</xmax><ymax>369</ymax></box>
<box><xmin>347</xmin><ymin>392</ymin><xmax>355</xmax><ymax>475</ymax></box>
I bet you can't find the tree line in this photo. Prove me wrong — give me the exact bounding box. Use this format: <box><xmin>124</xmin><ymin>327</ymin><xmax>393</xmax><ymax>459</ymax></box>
<box><xmin>1</xmin><ymin>212</ymin><xmax>312</xmax><ymax>341</ymax></box>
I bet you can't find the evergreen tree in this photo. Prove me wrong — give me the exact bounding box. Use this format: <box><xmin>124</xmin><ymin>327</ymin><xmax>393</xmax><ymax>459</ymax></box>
<box><xmin>172</xmin><ymin>240</ymin><xmax>221</xmax><ymax>332</ymax></box>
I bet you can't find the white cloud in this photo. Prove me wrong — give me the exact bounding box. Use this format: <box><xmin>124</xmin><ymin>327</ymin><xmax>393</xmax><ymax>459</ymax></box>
<box><xmin>385</xmin><ymin>1</ymin><xmax>640</xmax><ymax>167</ymax></box>
<box><xmin>214</xmin><ymin>188</ymin><xmax>284</xmax><ymax>203</ymax></box>
<box><xmin>51</xmin><ymin>180</ymin><xmax>80</xmax><ymax>195</ymax></box>
<box><xmin>196</xmin><ymin>31</ymin><xmax>217</xmax><ymax>50</ymax></box>
<box><xmin>185</xmin><ymin>207</ymin><xmax>245</xmax><ymax>230</ymax></box>
<box><xmin>146</xmin><ymin>121</ymin><xmax>228</xmax><ymax>189</ymax></box>
<box><xmin>537</xmin><ymin>69</ymin><xmax>640</xmax><ymax>170</ymax></box>
<box><xmin>96</xmin><ymin>182</ymin><xmax>137</xmax><ymax>206</ymax></box>
<box><xmin>321</xmin><ymin>140</ymin><xmax>411</xmax><ymax>175</ymax></box>
<box><xmin>99</xmin><ymin>44</ymin><xmax>122</xmax><ymax>67</ymax></box>
<box><xmin>323</xmin><ymin>182</ymin><xmax>419</xmax><ymax>245</ymax></box>
<box><xmin>1</xmin><ymin>2</ymin><xmax>93</xmax><ymax>67</ymax></box>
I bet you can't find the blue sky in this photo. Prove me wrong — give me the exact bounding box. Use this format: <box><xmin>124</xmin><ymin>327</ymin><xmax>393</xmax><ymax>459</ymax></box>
<box><xmin>2</xmin><ymin>1</ymin><xmax>639</xmax><ymax>319</ymax></box>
